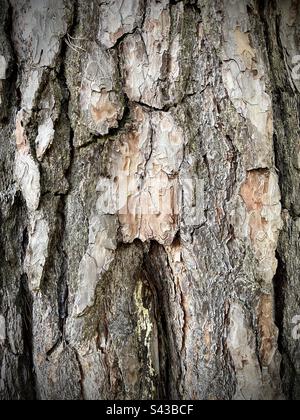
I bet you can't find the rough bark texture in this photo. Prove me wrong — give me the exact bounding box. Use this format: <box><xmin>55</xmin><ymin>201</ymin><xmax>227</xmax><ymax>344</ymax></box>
<box><xmin>0</xmin><ymin>0</ymin><xmax>299</xmax><ymax>400</ymax></box>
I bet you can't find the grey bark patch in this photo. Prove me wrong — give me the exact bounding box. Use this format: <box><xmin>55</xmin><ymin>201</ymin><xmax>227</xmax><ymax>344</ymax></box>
<box><xmin>0</xmin><ymin>316</ymin><xmax>6</xmax><ymax>342</ymax></box>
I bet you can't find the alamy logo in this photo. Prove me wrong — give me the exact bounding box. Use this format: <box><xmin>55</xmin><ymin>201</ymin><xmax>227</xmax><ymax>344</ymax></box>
<box><xmin>97</xmin><ymin>173</ymin><xmax>205</xmax><ymax>227</ymax></box>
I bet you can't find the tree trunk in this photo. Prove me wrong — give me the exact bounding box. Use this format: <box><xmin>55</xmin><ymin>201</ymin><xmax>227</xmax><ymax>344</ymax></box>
<box><xmin>0</xmin><ymin>0</ymin><xmax>299</xmax><ymax>400</ymax></box>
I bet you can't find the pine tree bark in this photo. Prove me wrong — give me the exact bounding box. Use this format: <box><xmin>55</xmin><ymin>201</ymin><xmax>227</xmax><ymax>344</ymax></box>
<box><xmin>0</xmin><ymin>0</ymin><xmax>299</xmax><ymax>400</ymax></box>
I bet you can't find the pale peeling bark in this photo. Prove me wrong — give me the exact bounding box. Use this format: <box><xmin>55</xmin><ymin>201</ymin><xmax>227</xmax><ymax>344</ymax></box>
<box><xmin>0</xmin><ymin>0</ymin><xmax>299</xmax><ymax>401</ymax></box>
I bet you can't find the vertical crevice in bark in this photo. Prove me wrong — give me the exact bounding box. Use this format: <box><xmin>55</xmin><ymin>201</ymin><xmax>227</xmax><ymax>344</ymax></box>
<box><xmin>73</xmin><ymin>348</ymin><xmax>85</xmax><ymax>401</ymax></box>
<box><xmin>52</xmin><ymin>4</ymin><xmax>84</xmax><ymax>384</ymax></box>
<box><xmin>55</xmin><ymin>79</ymin><xmax>73</xmax><ymax>341</ymax></box>
<box><xmin>143</xmin><ymin>241</ymin><xmax>183</xmax><ymax>400</ymax></box>
<box><xmin>257</xmin><ymin>0</ymin><xmax>300</xmax><ymax>399</ymax></box>
<box><xmin>272</xmin><ymin>249</ymin><xmax>292</xmax><ymax>398</ymax></box>
<box><xmin>274</xmin><ymin>242</ymin><xmax>300</xmax><ymax>399</ymax></box>
<box><xmin>142</xmin><ymin>244</ymin><xmax>171</xmax><ymax>400</ymax></box>
<box><xmin>2</xmin><ymin>2</ymin><xmax>17</xmax><ymax>121</ymax></box>
<box><xmin>259</xmin><ymin>5</ymin><xmax>288</xmax><ymax>381</ymax></box>
<box><xmin>2</xmin><ymin>191</ymin><xmax>36</xmax><ymax>400</ymax></box>
<box><xmin>17</xmin><ymin>273</ymin><xmax>36</xmax><ymax>400</ymax></box>
<box><xmin>16</xmin><ymin>199</ymin><xmax>35</xmax><ymax>397</ymax></box>
<box><xmin>273</xmin><ymin>251</ymin><xmax>287</xmax><ymax>355</ymax></box>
